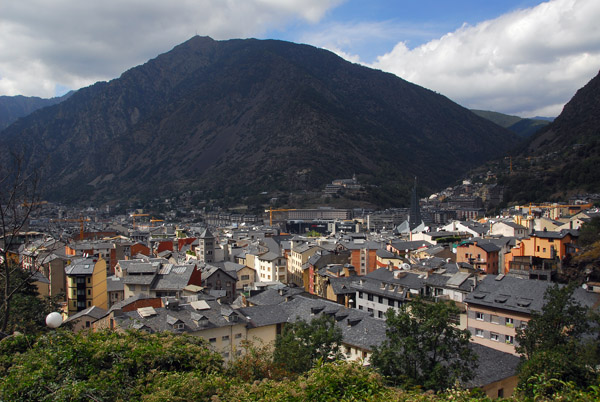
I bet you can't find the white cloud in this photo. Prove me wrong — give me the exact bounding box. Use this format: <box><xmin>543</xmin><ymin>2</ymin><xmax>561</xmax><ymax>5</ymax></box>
<box><xmin>299</xmin><ymin>20</ymin><xmax>444</xmax><ymax>63</ymax></box>
<box><xmin>372</xmin><ymin>0</ymin><xmax>600</xmax><ymax>117</ymax></box>
<box><xmin>0</xmin><ymin>0</ymin><xmax>340</xmax><ymax>97</ymax></box>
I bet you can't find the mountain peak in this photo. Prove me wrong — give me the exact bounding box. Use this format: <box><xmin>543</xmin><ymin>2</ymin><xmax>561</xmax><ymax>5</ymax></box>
<box><xmin>1</xmin><ymin>37</ymin><xmax>517</xmax><ymax>206</ymax></box>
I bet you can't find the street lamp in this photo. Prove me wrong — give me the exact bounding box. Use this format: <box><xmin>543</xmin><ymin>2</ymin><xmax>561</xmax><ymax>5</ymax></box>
<box><xmin>46</xmin><ymin>312</ymin><xmax>63</xmax><ymax>329</ymax></box>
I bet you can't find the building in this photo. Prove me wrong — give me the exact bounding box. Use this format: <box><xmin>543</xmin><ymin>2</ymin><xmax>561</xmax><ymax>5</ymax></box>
<box><xmin>464</xmin><ymin>275</ymin><xmax>599</xmax><ymax>355</ymax></box>
<box><xmin>504</xmin><ymin>229</ymin><xmax>578</xmax><ymax>273</ymax></box>
<box><xmin>352</xmin><ymin>267</ymin><xmax>426</xmax><ymax>319</ymax></box>
<box><xmin>341</xmin><ymin>239</ymin><xmax>384</xmax><ymax>276</ymax></box>
<box><xmin>287</xmin><ymin>243</ymin><xmax>322</xmax><ymax>287</ymax></box>
<box><xmin>65</xmin><ymin>257</ymin><xmax>108</xmax><ymax>316</ymax></box>
<box><xmin>196</xmin><ymin>228</ymin><xmax>216</xmax><ymax>263</ymax></box>
<box><xmin>456</xmin><ymin>240</ymin><xmax>500</xmax><ymax>274</ymax></box>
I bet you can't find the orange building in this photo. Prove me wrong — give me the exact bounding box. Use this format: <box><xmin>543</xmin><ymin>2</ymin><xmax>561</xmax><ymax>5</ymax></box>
<box><xmin>456</xmin><ymin>240</ymin><xmax>500</xmax><ymax>274</ymax></box>
<box><xmin>504</xmin><ymin>229</ymin><xmax>577</xmax><ymax>273</ymax></box>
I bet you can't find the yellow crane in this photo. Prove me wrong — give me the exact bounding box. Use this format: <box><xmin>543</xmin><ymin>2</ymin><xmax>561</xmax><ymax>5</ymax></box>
<box><xmin>264</xmin><ymin>207</ymin><xmax>297</xmax><ymax>226</ymax></box>
<box><xmin>150</xmin><ymin>217</ymin><xmax>164</xmax><ymax>227</ymax></box>
<box><xmin>131</xmin><ymin>213</ymin><xmax>149</xmax><ymax>229</ymax></box>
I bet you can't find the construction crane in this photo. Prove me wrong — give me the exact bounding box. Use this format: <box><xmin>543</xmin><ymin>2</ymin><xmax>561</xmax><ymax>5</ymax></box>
<box><xmin>51</xmin><ymin>217</ymin><xmax>90</xmax><ymax>240</ymax></box>
<box><xmin>21</xmin><ymin>200</ymin><xmax>48</xmax><ymax>208</ymax></box>
<box><xmin>150</xmin><ymin>217</ymin><xmax>164</xmax><ymax>227</ymax></box>
<box><xmin>131</xmin><ymin>213</ymin><xmax>149</xmax><ymax>229</ymax></box>
<box><xmin>264</xmin><ymin>207</ymin><xmax>297</xmax><ymax>226</ymax></box>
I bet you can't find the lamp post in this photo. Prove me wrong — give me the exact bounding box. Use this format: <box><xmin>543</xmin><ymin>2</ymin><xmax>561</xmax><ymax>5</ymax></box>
<box><xmin>46</xmin><ymin>312</ymin><xmax>63</xmax><ymax>329</ymax></box>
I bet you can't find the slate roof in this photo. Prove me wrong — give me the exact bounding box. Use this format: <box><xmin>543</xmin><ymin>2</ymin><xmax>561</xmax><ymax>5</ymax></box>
<box><xmin>106</xmin><ymin>276</ymin><xmax>124</xmax><ymax>292</ymax></box>
<box><xmin>498</xmin><ymin>221</ymin><xmax>526</xmax><ymax>230</ymax></box>
<box><xmin>531</xmin><ymin>229</ymin><xmax>578</xmax><ymax>239</ymax></box>
<box><xmin>31</xmin><ymin>271</ymin><xmax>50</xmax><ymax>284</ymax></box>
<box><xmin>123</xmin><ymin>275</ymin><xmax>156</xmax><ymax>285</ymax></box>
<box><xmin>375</xmin><ymin>249</ymin><xmax>396</xmax><ymax>258</ymax></box>
<box><xmin>202</xmin><ymin>265</ymin><xmax>237</xmax><ymax>281</ymax></box>
<box><xmin>389</xmin><ymin>240</ymin><xmax>433</xmax><ymax>251</ymax></box>
<box><xmin>464</xmin><ymin>343</ymin><xmax>520</xmax><ymax>389</ymax></box>
<box><xmin>222</xmin><ymin>261</ymin><xmax>246</xmax><ymax>272</ymax></box>
<box><xmin>259</xmin><ymin>251</ymin><xmax>280</xmax><ymax>261</ymax></box>
<box><xmin>153</xmin><ymin>264</ymin><xmax>196</xmax><ymax>291</ymax></box>
<box><xmin>328</xmin><ymin>276</ymin><xmax>357</xmax><ymax>295</ymax></box>
<box><xmin>245</xmin><ymin>287</ymin><xmax>304</xmax><ymax>306</ymax></box>
<box><xmin>199</xmin><ymin>228</ymin><xmax>215</xmax><ymax>239</ymax></box>
<box><xmin>65</xmin><ymin>258</ymin><xmax>97</xmax><ymax>275</ymax></box>
<box><xmin>341</xmin><ymin>240</ymin><xmax>383</xmax><ymax>250</ymax></box>
<box><xmin>65</xmin><ymin>305</ymin><xmax>108</xmax><ymax>323</ymax></box>
<box><xmin>293</xmin><ymin>243</ymin><xmax>320</xmax><ymax>253</ymax></box>
<box><xmin>465</xmin><ymin>275</ymin><xmax>600</xmax><ymax>314</ymax></box>
<box><xmin>279</xmin><ymin>295</ymin><xmax>388</xmax><ymax>351</ymax></box>
<box><xmin>118</xmin><ymin>259</ymin><xmax>160</xmax><ymax>274</ymax></box>
<box><xmin>238</xmin><ymin>304</ymin><xmax>289</xmax><ymax>327</ymax></box>
<box><xmin>352</xmin><ymin>268</ymin><xmax>425</xmax><ymax>300</ymax></box>
<box><xmin>458</xmin><ymin>240</ymin><xmax>500</xmax><ymax>253</ymax></box>
<box><xmin>113</xmin><ymin>300</ymin><xmax>246</xmax><ymax>334</ymax></box>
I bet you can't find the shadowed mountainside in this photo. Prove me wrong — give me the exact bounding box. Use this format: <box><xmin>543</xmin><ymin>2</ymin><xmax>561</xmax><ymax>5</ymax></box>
<box><xmin>0</xmin><ymin>36</ymin><xmax>519</xmax><ymax>205</ymax></box>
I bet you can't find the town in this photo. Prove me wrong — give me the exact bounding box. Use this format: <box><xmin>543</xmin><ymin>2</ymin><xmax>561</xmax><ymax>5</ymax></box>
<box><xmin>2</xmin><ymin>176</ymin><xmax>599</xmax><ymax>399</ymax></box>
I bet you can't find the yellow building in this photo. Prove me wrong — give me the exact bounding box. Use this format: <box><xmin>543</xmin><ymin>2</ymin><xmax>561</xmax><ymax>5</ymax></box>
<box><xmin>65</xmin><ymin>257</ymin><xmax>108</xmax><ymax>316</ymax></box>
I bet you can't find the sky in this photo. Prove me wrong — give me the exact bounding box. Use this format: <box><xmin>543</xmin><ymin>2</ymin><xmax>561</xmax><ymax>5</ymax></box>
<box><xmin>1</xmin><ymin>0</ymin><xmax>599</xmax><ymax>118</ymax></box>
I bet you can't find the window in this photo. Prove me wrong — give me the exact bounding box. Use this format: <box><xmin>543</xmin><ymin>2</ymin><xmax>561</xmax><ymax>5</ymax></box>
<box><xmin>222</xmin><ymin>335</ymin><xmax>229</xmax><ymax>341</ymax></box>
<box><xmin>87</xmin><ymin>278</ymin><xmax>91</xmax><ymax>284</ymax></box>
<box><xmin>235</xmin><ymin>333</ymin><xmax>242</xmax><ymax>339</ymax></box>
<box><xmin>87</xmin><ymin>301</ymin><xmax>91</xmax><ymax>307</ymax></box>
<box><xmin>87</xmin><ymin>289</ymin><xmax>91</xmax><ymax>296</ymax></box>
<box><xmin>505</xmin><ymin>317</ymin><xmax>514</xmax><ymax>327</ymax></box>
<box><xmin>490</xmin><ymin>332</ymin><xmax>499</xmax><ymax>341</ymax></box>
<box><xmin>388</xmin><ymin>299</ymin><xmax>394</xmax><ymax>306</ymax></box>
<box><xmin>209</xmin><ymin>338</ymin><xmax>216</xmax><ymax>343</ymax></box>
<box><xmin>367</xmin><ymin>294</ymin><xmax>373</xmax><ymax>301</ymax></box>
<box><xmin>378</xmin><ymin>296</ymin><xmax>383</xmax><ymax>303</ymax></box>
<box><xmin>475</xmin><ymin>328</ymin><xmax>484</xmax><ymax>337</ymax></box>
<box><xmin>358</xmin><ymin>305</ymin><xmax>363</xmax><ymax>310</ymax></box>
<box><xmin>86</xmin><ymin>321</ymin><xmax>90</xmax><ymax>328</ymax></box>
<box><xmin>378</xmin><ymin>311</ymin><xmax>383</xmax><ymax>318</ymax></box>
<box><xmin>506</xmin><ymin>335</ymin><xmax>514</xmax><ymax>344</ymax></box>
<box><xmin>491</xmin><ymin>315</ymin><xmax>501</xmax><ymax>324</ymax></box>
<box><xmin>358</xmin><ymin>291</ymin><xmax>363</xmax><ymax>299</ymax></box>
<box><xmin>476</xmin><ymin>312</ymin><xmax>484</xmax><ymax>321</ymax></box>
<box><xmin>241</xmin><ymin>275</ymin><xmax>250</xmax><ymax>280</ymax></box>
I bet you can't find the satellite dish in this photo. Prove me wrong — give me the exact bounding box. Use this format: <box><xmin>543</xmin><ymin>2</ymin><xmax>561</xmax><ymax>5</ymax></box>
<box><xmin>401</xmin><ymin>263</ymin><xmax>411</xmax><ymax>270</ymax></box>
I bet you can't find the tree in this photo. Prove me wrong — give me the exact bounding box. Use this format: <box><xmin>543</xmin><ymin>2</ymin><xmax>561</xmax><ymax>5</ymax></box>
<box><xmin>578</xmin><ymin>216</ymin><xmax>600</xmax><ymax>247</ymax></box>
<box><xmin>273</xmin><ymin>314</ymin><xmax>343</xmax><ymax>374</ymax></box>
<box><xmin>516</xmin><ymin>283</ymin><xmax>599</xmax><ymax>397</ymax></box>
<box><xmin>0</xmin><ymin>153</ymin><xmax>44</xmax><ymax>335</ymax></box>
<box><xmin>0</xmin><ymin>269</ymin><xmax>59</xmax><ymax>335</ymax></box>
<box><xmin>370</xmin><ymin>298</ymin><xmax>477</xmax><ymax>391</ymax></box>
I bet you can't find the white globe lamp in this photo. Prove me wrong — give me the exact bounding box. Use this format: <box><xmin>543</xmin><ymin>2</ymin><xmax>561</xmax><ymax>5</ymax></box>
<box><xmin>46</xmin><ymin>312</ymin><xmax>63</xmax><ymax>329</ymax></box>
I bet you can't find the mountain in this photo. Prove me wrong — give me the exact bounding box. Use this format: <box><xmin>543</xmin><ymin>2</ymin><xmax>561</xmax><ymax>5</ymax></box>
<box><xmin>471</xmin><ymin>109</ymin><xmax>551</xmax><ymax>139</ymax></box>
<box><xmin>0</xmin><ymin>36</ymin><xmax>519</xmax><ymax>206</ymax></box>
<box><xmin>497</xmin><ymin>70</ymin><xmax>600</xmax><ymax>202</ymax></box>
<box><xmin>0</xmin><ymin>92</ymin><xmax>72</xmax><ymax>131</ymax></box>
